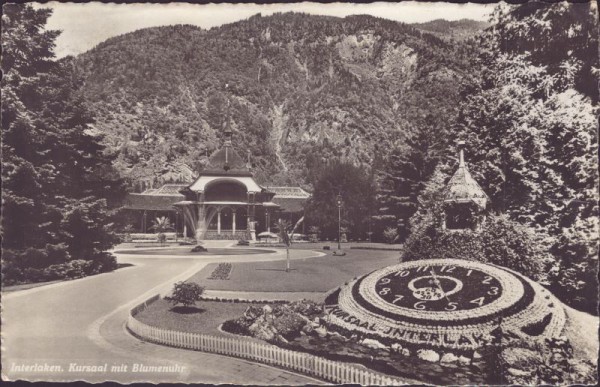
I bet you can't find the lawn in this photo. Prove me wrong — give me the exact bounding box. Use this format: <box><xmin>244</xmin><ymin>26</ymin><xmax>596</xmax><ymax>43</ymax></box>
<box><xmin>186</xmin><ymin>248</ymin><xmax>401</xmax><ymax>292</ymax></box>
<box><xmin>135</xmin><ymin>298</ymin><xmax>265</xmax><ymax>337</ymax></box>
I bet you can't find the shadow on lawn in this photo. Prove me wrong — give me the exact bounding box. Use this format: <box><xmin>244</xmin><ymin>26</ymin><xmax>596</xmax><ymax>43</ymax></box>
<box><xmin>169</xmin><ymin>306</ymin><xmax>206</xmax><ymax>314</ymax></box>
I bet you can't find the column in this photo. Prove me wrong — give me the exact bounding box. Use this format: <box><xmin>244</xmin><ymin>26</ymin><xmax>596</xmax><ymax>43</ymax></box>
<box><xmin>247</xmin><ymin>193</ymin><xmax>251</xmax><ymax>231</ymax></box>
<box><xmin>232</xmin><ymin>210</ymin><xmax>236</xmax><ymax>235</ymax></box>
<box><xmin>217</xmin><ymin>210</ymin><xmax>221</xmax><ymax>235</ymax></box>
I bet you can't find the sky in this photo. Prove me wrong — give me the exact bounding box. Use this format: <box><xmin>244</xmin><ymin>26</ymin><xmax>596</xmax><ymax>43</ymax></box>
<box><xmin>33</xmin><ymin>1</ymin><xmax>496</xmax><ymax>58</ymax></box>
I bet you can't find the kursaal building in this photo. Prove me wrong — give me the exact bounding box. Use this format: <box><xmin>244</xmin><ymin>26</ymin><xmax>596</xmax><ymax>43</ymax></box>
<box><xmin>123</xmin><ymin>128</ymin><xmax>309</xmax><ymax>240</ymax></box>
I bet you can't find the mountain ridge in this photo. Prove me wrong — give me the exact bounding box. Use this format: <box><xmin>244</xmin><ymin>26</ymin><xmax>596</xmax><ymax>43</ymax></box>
<box><xmin>74</xmin><ymin>12</ymin><xmax>481</xmax><ymax>189</ymax></box>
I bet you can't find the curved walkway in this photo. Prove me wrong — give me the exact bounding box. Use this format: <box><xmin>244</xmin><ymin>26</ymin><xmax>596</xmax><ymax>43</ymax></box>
<box><xmin>1</xmin><ymin>243</ymin><xmax>327</xmax><ymax>384</ymax></box>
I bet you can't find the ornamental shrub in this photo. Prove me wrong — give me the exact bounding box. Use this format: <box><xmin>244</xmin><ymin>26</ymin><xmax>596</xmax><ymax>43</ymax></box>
<box><xmin>165</xmin><ymin>281</ymin><xmax>204</xmax><ymax>307</ymax></box>
<box><xmin>491</xmin><ymin>334</ymin><xmax>596</xmax><ymax>385</ymax></box>
<box><xmin>402</xmin><ymin>215</ymin><xmax>546</xmax><ymax>280</ymax></box>
<box><xmin>383</xmin><ymin>227</ymin><xmax>399</xmax><ymax>244</ymax></box>
<box><xmin>546</xmin><ymin>217</ymin><xmax>599</xmax><ymax>315</ymax></box>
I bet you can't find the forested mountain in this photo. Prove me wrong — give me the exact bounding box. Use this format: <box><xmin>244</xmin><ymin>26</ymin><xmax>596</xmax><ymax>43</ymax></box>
<box><xmin>411</xmin><ymin>19</ymin><xmax>491</xmax><ymax>40</ymax></box>
<box><xmin>74</xmin><ymin>12</ymin><xmax>480</xmax><ymax>190</ymax></box>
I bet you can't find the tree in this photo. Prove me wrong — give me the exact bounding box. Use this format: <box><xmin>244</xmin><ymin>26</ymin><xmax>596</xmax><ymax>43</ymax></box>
<box><xmin>275</xmin><ymin>219</ymin><xmax>292</xmax><ymax>272</ymax></box>
<box><xmin>449</xmin><ymin>2</ymin><xmax>599</xmax><ymax>313</ymax></box>
<box><xmin>374</xmin><ymin>131</ymin><xmax>447</xmax><ymax>242</ymax></box>
<box><xmin>304</xmin><ymin>160</ymin><xmax>373</xmax><ymax>240</ymax></box>
<box><xmin>1</xmin><ymin>4</ymin><xmax>127</xmax><ymax>283</ymax></box>
<box><xmin>150</xmin><ymin>216</ymin><xmax>173</xmax><ymax>245</ymax></box>
<box><xmin>165</xmin><ymin>281</ymin><xmax>204</xmax><ymax>308</ymax></box>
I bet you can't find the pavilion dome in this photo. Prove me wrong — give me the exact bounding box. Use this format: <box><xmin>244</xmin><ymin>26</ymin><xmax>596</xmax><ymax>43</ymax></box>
<box><xmin>204</xmin><ymin>146</ymin><xmax>249</xmax><ymax>174</ymax></box>
<box><xmin>443</xmin><ymin>145</ymin><xmax>489</xmax><ymax>209</ymax></box>
<box><xmin>201</xmin><ymin>125</ymin><xmax>252</xmax><ymax>176</ymax></box>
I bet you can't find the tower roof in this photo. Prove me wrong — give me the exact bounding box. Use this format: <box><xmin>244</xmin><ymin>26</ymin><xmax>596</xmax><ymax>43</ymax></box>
<box><xmin>202</xmin><ymin>146</ymin><xmax>251</xmax><ymax>176</ymax></box>
<box><xmin>444</xmin><ymin>143</ymin><xmax>489</xmax><ymax>208</ymax></box>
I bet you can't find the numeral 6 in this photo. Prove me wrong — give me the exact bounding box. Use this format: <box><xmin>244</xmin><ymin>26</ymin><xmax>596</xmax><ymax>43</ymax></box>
<box><xmin>414</xmin><ymin>301</ymin><xmax>427</xmax><ymax>310</ymax></box>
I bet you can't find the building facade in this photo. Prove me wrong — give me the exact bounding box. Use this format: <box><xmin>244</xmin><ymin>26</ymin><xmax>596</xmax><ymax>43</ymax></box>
<box><xmin>123</xmin><ymin>130</ymin><xmax>309</xmax><ymax>240</ymax></box>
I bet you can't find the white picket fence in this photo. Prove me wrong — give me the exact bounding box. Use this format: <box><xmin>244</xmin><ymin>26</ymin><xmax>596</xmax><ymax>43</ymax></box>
<box><xmin>127</xmin><ymin>296</ymin><xmax>406</xmax><ymax>385</ymax></box>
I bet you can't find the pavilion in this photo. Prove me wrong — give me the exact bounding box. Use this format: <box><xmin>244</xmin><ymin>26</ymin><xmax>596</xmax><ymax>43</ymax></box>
<box><xmin>442</xmin><ymin>141</ymin><xmax>489</xmax><ymax>231</ymax></box>
<box><xmin>123</xmin><ymin>129</ymin><xmax>309</xmax><ymax>240</ymax></box>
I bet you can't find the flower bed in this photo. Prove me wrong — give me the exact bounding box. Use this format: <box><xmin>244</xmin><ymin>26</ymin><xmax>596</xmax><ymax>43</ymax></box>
<box><xmin>221</xmin><ymin>298</ymin><xmax>492</xmax><ymax>384</ymax></box>
<box><xmin>326</xmin><ymin>259</ymin><xmax>565</xmax><ymax>351</ymax></box>
<box><xmin>208</xmin><ymin>263</ymin><xmax>233</xmax><ymax>280</ymax></box>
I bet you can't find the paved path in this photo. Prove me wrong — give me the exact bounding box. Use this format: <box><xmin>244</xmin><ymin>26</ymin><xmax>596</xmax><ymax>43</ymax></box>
<box><xmin>2</xmin><ymin>245</ymin><xmax>326</xmax><ymax>384</ymax></box>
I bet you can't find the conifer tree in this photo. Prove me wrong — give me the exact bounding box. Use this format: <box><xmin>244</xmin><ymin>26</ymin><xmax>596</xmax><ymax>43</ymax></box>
<box><xmin>2</xmin><ymin>4</ymin><xmax>127</xmax><ymax>283</ymax></box>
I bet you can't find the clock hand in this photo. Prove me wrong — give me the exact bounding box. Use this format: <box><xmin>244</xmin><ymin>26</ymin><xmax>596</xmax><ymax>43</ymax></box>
<box><xmin>430</xmin><ymin>269</ymin><xmax>451</xmax><ymax>302</ymax></box>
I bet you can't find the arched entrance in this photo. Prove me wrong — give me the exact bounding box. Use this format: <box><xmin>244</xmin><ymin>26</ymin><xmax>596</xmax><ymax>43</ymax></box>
<box><xmin>206</xmin><ymin>205</ymin><xmax>248</xmax><ymax>238</ymax></box>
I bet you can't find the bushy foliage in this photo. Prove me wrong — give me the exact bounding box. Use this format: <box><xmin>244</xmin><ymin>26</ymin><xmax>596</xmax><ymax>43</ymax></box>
<box><xmin>382</xmin><ymin>227</ymin><xmax>399</xmax><ymax>244</ymax></box>
<box><xmin>403</xmin><ymin>215</ymin><xmax>547</xmax><ymax>281</ymax></box>
<box><xmin>223</xmin><ymin>300</ymin><xmax>324</xmax><ymax>343</ymax></box>
<box><xmin>546</xmin><ymin>217</ymin><xmax>599</xmax><ymax>314</ymax></box>
<box><xmin>1</xmin><ymin>4</ymin><xmax>126</xmax><ymax>285</ymax></box>
<box><xmin>165</xmin><ymin>281</ymin><xmax>204</xmax><ymax>307</ymax></box>
<box><xmin>304</xmin><ymin>160</ymin><xmax>373</xmax><ymax>240</ymax></box>
<box><xmin>150</xmin><ymin>216</ymin><xmax>173</xmax><ymax>245</ymax></box>
<box><xmin>308</xmin><ymin>226</ymin><xmax>320</xmax><ymax>242</ymax></box>
<box><xmin>491</xmin><ymin>334</ymin><xmax>597</xmax><ymax>385</ymax></box>
<box><xmin>2</xmin><ymin>252</ymin><xmax>117</xmax><ymax>286</ymax></box>
<box><xmin>450</xmin><ymin>2</ymin><xmax>598</xmax><ymax>313</ymax></box>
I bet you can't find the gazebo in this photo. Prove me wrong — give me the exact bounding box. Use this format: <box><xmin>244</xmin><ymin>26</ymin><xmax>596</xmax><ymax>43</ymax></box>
<box><xmin>442</xmin><ymin>141</ymin><xmax>489</xmax><ymax>231</ymax></box>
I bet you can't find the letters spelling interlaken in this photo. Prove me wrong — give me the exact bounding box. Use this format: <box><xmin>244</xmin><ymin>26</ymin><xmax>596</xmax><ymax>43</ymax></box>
<box><xmin>325</xmin><ymin>305</ymin><xmax>483</xmax><ymax>347</ymax></box>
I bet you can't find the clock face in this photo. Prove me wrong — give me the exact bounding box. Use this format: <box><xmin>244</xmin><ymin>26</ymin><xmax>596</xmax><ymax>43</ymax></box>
<box><xmin>374</xmin><ymin>264</ymin><xmax>503</xmax><ymax>312</ymax></box>
<box><xmin>354</xmin><ymin>258</ymin><xmax>527</xmax><ymax>323</ymax></box>
<box><xmin>325</xmin><ymin>258</ymin><xmax>561</xmax><ymax>351</ymax></box>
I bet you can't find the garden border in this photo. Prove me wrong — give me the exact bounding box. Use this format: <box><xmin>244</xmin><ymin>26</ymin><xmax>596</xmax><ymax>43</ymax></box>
<box><xmin>127</xmin><ymin>295</ymin><xmax>407</xmax><ymax>385</ymax></box>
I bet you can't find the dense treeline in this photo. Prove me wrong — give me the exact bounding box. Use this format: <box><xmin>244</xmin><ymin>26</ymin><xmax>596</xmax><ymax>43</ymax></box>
<box><xmin>405</xmin><ymin>2</ymin><xmax>598</xmax><ymax>314</ymax></box>
<box><xmin>1</xmin><ymin>4</ymin><xmax>127</xmax><ymax>285</ymax></box>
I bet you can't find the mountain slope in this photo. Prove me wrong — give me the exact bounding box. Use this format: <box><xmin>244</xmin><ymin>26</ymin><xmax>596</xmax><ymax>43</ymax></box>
<box><xmin>75</xmin><ymin>12</ymin><xmax>481</xmax><ymax>189</ymax></box>
<box><xmin>411</xmin><ymin>19</ymin><xmax>491</xmax><ymax>41</ymax></box>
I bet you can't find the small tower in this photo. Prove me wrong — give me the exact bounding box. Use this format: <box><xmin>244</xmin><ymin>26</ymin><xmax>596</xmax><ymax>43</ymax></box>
<box><xmin>442</xmin><ymin>141</ymin><xmax>489</xmax><ymax>231</ymax></box>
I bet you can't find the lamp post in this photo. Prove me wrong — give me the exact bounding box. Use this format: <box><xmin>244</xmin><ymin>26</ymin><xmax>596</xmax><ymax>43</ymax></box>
<box><xmin>336</xmin><ymin>194</ymin><xmax>343</xmax><ymax>251</ymax></box>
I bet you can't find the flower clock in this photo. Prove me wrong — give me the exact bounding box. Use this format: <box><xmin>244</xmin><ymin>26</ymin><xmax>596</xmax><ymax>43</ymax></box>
<box><xmin>326</xmin><ymin>259</ymin><xmax>565</xmax><ymax>351</ymax></box>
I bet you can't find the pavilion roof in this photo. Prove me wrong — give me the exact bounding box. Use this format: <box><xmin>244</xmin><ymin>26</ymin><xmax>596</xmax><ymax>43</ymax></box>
<box><xmin>443</xmin><ymin>154</ymin><xmax>488</xmax><ymax>209</ymax></box>
<box><xmin>124</xmin><ymin>193</ymin><xmax>184</xmax><ymax>211</ymax></box>
<box><xmin>265</xmin><ymin>186</ymin><xmax>311</xmax><ymax>198</ymax></box>
<box><xmin>147</xmin><ymin>184</ymin><xmax>188</xmax><ymax>195</ymax></box>
<box><xmin>201</xmin><ymin>146</ymin><xmax>251</xmax><ymax>176</ymax></box>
